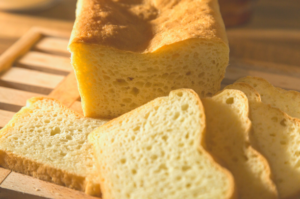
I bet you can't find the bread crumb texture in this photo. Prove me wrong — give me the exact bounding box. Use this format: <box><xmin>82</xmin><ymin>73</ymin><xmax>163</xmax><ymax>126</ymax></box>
<box><xmin>236</xmin><ymin>76</ymin><xmax>300</xmax><ymax>119</ymax></box>
<box><xmin>69</xmin><ymin>0</ymin><xmax>229</xmax><ymax>118</ymax></box>
<box><xmin>0</xmin><ymin>97</ymin><xmax>107</xmax><ymax>196</ymax></box>
<box><xmin>203</xmin><ymin>89</ymin><xmax>277</xmax><ymax>199</ymax></box>
<box><xmin>250</xmin><ymin>103</ymin><xmax>300</xmax><ymax>199</ymax></box>
<box><xmin>227</xmin><ymin>82</ymin><xmax>300</xmax><ymax>199</ymax></box>
<box><xmin>89</xmin><ymin>89</ymin><xmax>234</xmax><ymax>199</ymax></box>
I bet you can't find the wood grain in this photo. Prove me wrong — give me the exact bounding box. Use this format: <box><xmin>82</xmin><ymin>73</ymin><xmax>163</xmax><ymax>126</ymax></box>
<box><xmin>0</xmin><ymin>172</ymin><xmax>98</xmax><ymax>199</ymax></box>
<box><xmin>0</xmin><ymin>86</ymin><xmax>45</xmax><ymax>107</ymax></box>
<box><xmin>224</xmin><ymin>66</ymin><xmax>300</xmax><ymax>92</ymax></box>
<box><xmin>49</xmin><ymin>71</ymin><xmax>80</xmax><ymax>107</ymax></box>
<box><xmin>229</xmin><ymin>58</ymin><xmax>300</xmax><ymax>79</ymax></box>
<box><xmin>0</xmin><ymin>110</ymin><xmax>15</xmax><ymax>128</ymax></box>
<box><xmin>0</xmin><ymin>167</ymin><xmax>11</xmax><ymax>184</ymax></box>
<box><xmin>0</xmin><ymin>28</ymin><xmax>41</xmax><ymax>73</ymax></box>
<box><xmin>17</xmin><ymin>51</ymin><xmax>72</xmax><ymax>75</ymax></box>
<box><xmin>34</xmin><ymin>37</ymin><xmax>70</xmax><ymax>56</ymax></box>
<box><xmin>34</xmin><ymin>27</ymin><xmax>71</xmax><ymax>39</ymax></box>
<box><xmin>228</xmin><ymin>38</ymin><xmax>300</xmax><ymax>66</ymax></box>
<box><xmin>227</xmin><ymin>29</ymin><xmax>300</xmax><ymax>41</ymax></box>
<box><xmin>0</xmin><ymin>188</ymin><xmax>49</xmax><ymax>199</ymax></box>
<box><xmin>0</xmin><ymin>67</ymin><xmax>64</xmax><ymax>90</ymax></box>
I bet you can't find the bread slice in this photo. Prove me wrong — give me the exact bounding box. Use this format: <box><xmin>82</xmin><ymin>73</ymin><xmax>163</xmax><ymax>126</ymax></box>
<box><xmin>69</xmin><ymin>0</ymin><xmax>229</xmax><ymax>118</ymax></box>
<box><xmin>202</xmin><ymin>89</ymin><xmax>278</xmax><ymax>199</ymax></box>
<box><xmin>226</xmin><ymin>83</ymin><xmax>300</xmax><ymax>199</ymax></box>
<box><xmin>236</xmin><ymin>76</ymin><xmax>300</xmax><ymax>119</ymax></box>
<box><xmin>0</xmin><ymin>97</ymin><xmax>107</xmax><ymax>196</ymax></box>
<box><xmin>225</xmin><ymin>82</ymin><xmax>261</xmax><ymax>103</ymax></box>
<box><xmin>89</xmin><ymin>89</ymin><xmax>235</xmax><ymax>199</ymax></box>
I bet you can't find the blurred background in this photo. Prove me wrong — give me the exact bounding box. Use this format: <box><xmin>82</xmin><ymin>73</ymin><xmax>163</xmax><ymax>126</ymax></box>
<box><xmin>0</xmin><ymin>0</ymin><xmax>299</xmax><ymax>82</ymax></box>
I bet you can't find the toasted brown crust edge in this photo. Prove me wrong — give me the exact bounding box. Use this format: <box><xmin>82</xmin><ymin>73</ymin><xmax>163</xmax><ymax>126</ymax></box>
<box><xmin>69</xmin><ymin>0</ymin><xmax>228</xmax><ymax>54</ymax></box>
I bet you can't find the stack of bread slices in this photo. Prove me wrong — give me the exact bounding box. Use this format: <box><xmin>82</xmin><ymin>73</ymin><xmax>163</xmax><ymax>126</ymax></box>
<box><xmin>0</xmin><ymin>0</ymin><xmax>299</xmax><ymax>199</ymax></box>
<box><xmin>1</xmin><ymin>76</ymin><xmax>300</xmax><ymax>199</ymax></box>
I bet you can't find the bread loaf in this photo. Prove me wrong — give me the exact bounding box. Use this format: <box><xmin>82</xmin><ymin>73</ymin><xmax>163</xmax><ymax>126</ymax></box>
<box><xmin>202</xmin><ymin>89</ymin><xmax>277</xmax><ymax>199</ymax></box>
<box><xmin>236</xmin><ymin>76</ymin><xmax>300</xmax><ymax>119</ymax></box>
<box><xmin>226</xmin><ymin>83</ymin><xmax>300</xmax><ymax>199</ymax></box>
<box><xmin>89</xmin><ymin>89</ymin><xmax>235</xmax><ymax>199</ymax></box>
<box><xmin>0</xmin><ymin>97</ymin><xmax>107</xmax><ymax>196</ymax></box>
<box><xmin>69</xmin><ymin>0</ymin><xmax>229</xmax><ymax>118</ymax></box>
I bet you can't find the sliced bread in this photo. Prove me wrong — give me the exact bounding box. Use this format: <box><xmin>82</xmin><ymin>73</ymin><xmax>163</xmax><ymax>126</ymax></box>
<box><xmin>0</xmin><ymin>97</ymin><xmax>107</xmax><ymax>196</ymax></box>
<box><xmin>89</xmin><ymin>89</ymin><xmax>235</xmax><ymax>199</ymax></box>
<box><xmin>226</xmin><ymin>82</ymin><xmax>300</xmax><ymax>199</ymax></box>
<box><xmin>236</xmin><ymin>76</ymin><xmax>300</xmax><ymax>119</ymax></box>
<box><xmin>202</xmin><ymin>89</ymin><xmax>277</xmax><ymax>199</ymax></box>
<box><xmin>69</xmin><ymin>0</ymin><xmax>229</xmax><ymax>118</ymax></box>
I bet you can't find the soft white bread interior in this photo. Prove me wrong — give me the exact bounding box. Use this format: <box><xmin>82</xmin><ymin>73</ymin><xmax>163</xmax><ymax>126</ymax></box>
<box><xmin>0</xmin><ymin>97</ymin><xmax>107</xmax><ymax>196</ymax></box>
<box><xmin>226</xmin><ymin>82</ymin><xmax>300</xmax><ymax>199</ymax></box>
<box><xmin>89</xmin><ymin>89</ymin><xmax>235</xmax><ymax>199</ymax></box>
<box><xmin>202</xmin><ymin>89</ymin><xmax>277</xmax><ymax>199</ymax></box>
<box><xmin>69</xmin><ymin>0</ymin><xmax>229</xmax><ymax>118</ymax></box>
<box><xmin>236</xmin><ymin>76</ymin><xmax>300</xmax><ymax>119</ymax></box>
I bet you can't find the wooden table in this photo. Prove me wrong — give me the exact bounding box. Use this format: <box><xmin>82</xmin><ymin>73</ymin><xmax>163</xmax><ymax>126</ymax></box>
<box><xmin>0</xmin><ymin>0</ymin><xmax>299</xmax><ymax>198</ymax></box>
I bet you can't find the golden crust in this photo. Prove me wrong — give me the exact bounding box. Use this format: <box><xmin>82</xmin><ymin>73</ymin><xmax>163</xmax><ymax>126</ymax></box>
<box><xmin>69</xmin><ymin>0</ymin><xmax>228</xmax><ymax>53</ymax></box>
<box><xmin>0</xmin><ymin>151</ymin><xmax>86</xmax><ymax>191</ymax></box>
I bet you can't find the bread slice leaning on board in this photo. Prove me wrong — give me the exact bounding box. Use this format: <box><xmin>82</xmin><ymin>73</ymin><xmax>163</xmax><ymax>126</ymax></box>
<box><xmin>202</xmin><ymin>89</ymin><xmax>278</xmax><ymax>199</ymax></box>
<box><xmin>226</xmin><ymin>82</ymin><xmax>300</xmax><ymax>199</ymax></box>
<box><xmin>69</xmin><ymin>0</ymin><xmax>229</xmax><ymax>119</ymax></box>
<box><xmin>0</xmin><ymin>97</ymin><xmax>107</xmax><ymax>196</ymax></box>
<box><xmin>236</xmin><ymin>76</ymin><xmax>300</xmax><ymax>119</ymax></box>
<box><xmin>89</xmin><ymin>89</ymin><xmax>235</xmax><ymax>199</ymax></box>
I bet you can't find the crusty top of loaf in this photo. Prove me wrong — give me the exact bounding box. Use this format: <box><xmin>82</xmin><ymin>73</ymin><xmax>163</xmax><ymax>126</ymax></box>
<box><xmin>69</xmin><ymin>0</ymin><xmax>228</xmax><ymax>53</ymax></box>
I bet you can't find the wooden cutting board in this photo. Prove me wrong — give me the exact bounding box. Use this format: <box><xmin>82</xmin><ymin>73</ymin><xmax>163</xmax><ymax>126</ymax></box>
<box><xmin>0</xmin><ymin>27</ymin><xmax>299</xmax><ymax>198</ymax></box>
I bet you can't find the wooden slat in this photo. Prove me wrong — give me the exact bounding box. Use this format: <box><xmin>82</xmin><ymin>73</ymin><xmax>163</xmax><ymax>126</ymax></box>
<box><xmin>49</xmin><ymin>72</ymin><xmax>80</xmax><ymax>107</ymax></box>
<box><xmin>229</xmin><ymin>58</ymin><xmax>300</xmax><ymax>79</ymax></box>
<box><xmin>0</xmin><ymin>86</ymin><xmax>45</xmax><ymax>107</ymax></box>
<box><xmin>0</xmin><ymin>103</ymin><xmax>21</xmax><ymax>113</ymax></box>
<box><xmin>70</xmin><ymin>101</ymin><xmax>83</xmax><ymax>116</ymax></box>
<box><xmin>0</xmin><ymin>67</ymin><xmax>64</xmax><ymax>94</ymax></box>
<box><xmin>0</xmin><ymin>172</ymin><xmax>98</xmax><ymax>199</ymax></box>
<box><xmin>35</xmin><ymin>27</ymin><xmax>71</xmax><ymax>39</ymax></box>
<box><xmin>229</xmin><ymin>38</ymin><xmax>300</xmax><ymax>66</ymax></box>
<box><xmin>0</xmin><ymin>167</ymin><xmax>11</xmax><ymax>184</ymax></box>
<box><xmin>0</xmin><ymin>110</ymin><xmax>15</xmax><ymax>128</ymax></box>
<box><xmin>17</xmin><ymin>51</ymin><xmax>72</xmax><ymax>75</ymax></box>
<box><xmin>0</xmin><ymin>28</ymin><xmax>42</xmax><ymax>73</ymax></box>
<box><xmin>227</xmin><ymin>29</ymin><xmax>300</xmax><ymax>41</ymax></box>
<box><xmin>0</xmin><ymin>188</ymin><xmax>49</xmax><ymax>199</ymax></box>
<box><xmin>34</xmin><ymin>37</ymin><xmax>70</xmax><ymax>56</ymax></box>
<box><xmin>224</xmin><ymin>66</ymin><xmax>300</xmax><ymax>91</ymax></box>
